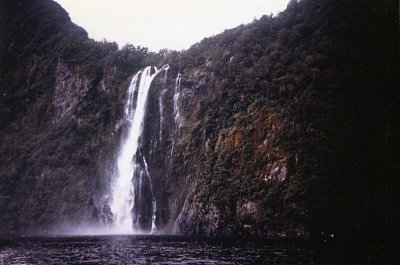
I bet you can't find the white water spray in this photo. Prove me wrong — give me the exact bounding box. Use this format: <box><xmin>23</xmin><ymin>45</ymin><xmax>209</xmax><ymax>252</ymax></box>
<box><xmin>109</xmin><ymin>65</ymin><xmax>168</xmax><ymax>234</ymax></box>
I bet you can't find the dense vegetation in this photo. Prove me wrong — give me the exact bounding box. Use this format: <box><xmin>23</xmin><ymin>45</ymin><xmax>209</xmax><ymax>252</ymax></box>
<box><xmin>165</xmin><ymin>0</ymin><xmax>399</xmax><ymax>238</ymax></box>
<box><xmin>0</xmin><ymin>0</ymin><xmax>160</xmax><ymax>230</ymax></box>
<box><xmin>0</xmin><ymin>0</ymin><xmax>398</xmax><ymax>262</ymax></box>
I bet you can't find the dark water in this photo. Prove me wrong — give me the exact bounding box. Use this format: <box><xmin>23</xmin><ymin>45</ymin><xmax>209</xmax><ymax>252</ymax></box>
<box><xmin>0</xmin><ymin>235</ymin><xmax>393</xmax><ymax>264</ymax></box>
<box><xmin>0</xmin><ymin>235</ymin><xmax>317</xmax><ymax>264</ymax></box>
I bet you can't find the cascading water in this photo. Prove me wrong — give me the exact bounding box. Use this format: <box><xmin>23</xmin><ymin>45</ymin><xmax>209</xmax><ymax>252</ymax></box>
<box><xmin>109</xmin><ymin>65</ymin><xmax>168</xmax><ymax>234</ymax></box>
<box><xmin>169</xmin><ymin>73</ymin><xmax>182</xmax><ymax>161</ymax></box>
<box><xmin>142</xmin><ymin>157</ymin><xmax>157</xmax><ymax>233</ymax></box>
<box><xmin>159</xmin><ymin>66</ymin><xmax>169</xmax><ymax>142</ymax></box>
<box><xmin>173</xmin><ymin>73</ymin><xmax>182</xmax><ymax>129</ymax></box>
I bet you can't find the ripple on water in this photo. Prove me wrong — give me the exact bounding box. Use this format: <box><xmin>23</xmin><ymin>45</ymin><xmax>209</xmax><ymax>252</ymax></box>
<box><xmin>0</xmin><ymin>235</ymin><xmax>316</xmax><ymax>265</ymax></box>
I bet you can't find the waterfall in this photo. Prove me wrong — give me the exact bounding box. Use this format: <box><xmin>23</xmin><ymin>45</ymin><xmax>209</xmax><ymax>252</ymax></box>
<box><xmin>159</xmin><ymin>66</ymin><xmax>169</xmax><ymax>142</ymax></box>
<box><xmin>167</xmin><ymin>73</ymin><xmax>181</xmax><ymax>172</ymax></box>
<box><xmin>109</xmin><ymin>65</ymin><xmax>168</xmax><ymax>234</ymax></box>
<box><xmin>142</xmin><ymin>157</ymin><xmax>157</xmax><ymax>233</ymax></box>
<box><xmin>173</xmin><ymin>73</ymin><xmax>182</xmax><ymax>129</ymax></box>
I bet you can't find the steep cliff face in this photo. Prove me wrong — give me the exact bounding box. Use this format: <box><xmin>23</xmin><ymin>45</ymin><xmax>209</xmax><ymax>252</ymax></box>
<box><xmin>0</xmin><ymin>0</ymin><xmax>398</xmax><ymax>249</ymax></box>
<box><xmin>0</xmin><ymin>0</ymin><xmax>157</xmax><ymax>231</ymax></box>
<box><xmin>165</xmin><ymin>0</ymin><xmax>399</xmax><ymax>242</ymax></box>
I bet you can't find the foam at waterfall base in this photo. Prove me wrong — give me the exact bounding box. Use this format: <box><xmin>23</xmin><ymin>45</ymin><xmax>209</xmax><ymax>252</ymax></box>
<box><xmin>53</xmin><ymin>224</ymin><xmax>161</xmax><ymax>236</ymax></box>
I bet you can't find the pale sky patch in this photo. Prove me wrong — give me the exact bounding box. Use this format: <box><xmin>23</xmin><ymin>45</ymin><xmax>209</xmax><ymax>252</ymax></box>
<box><xmin>53</xmin><ymin>0</ymin><xmax>290</xmax><ymax>51</ymax></box>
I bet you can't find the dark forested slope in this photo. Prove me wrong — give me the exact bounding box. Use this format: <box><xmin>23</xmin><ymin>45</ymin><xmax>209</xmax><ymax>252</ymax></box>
<box><xmin>0</xmin><ymin>0</ymin><xmax>398</xmax><ymax>260</ymax></box>
<box><xmin>166</xmin><ymin>0</ymin><xmax>399</xmax><ymax>243</ymax></box>
<box><xmin>0</xmin><ymin>0</ymin><xmax>159</xmax><ymax>230</ymax></box>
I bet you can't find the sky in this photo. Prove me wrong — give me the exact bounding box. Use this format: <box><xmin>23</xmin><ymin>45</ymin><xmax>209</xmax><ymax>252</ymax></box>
<box><xmin>54</xmin><ymin>0</ymin><xmax>290</xmax><ymax>52</ymax></box>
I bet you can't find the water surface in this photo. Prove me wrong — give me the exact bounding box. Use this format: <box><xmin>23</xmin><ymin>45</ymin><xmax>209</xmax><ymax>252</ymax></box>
<box><xmin>0</xmin><ymin>235</ymin><xmax>315</xmax><ymax>264</ymax></box>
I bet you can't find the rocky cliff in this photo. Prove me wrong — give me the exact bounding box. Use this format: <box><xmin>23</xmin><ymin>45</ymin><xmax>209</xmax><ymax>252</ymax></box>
<box><xmin>0</xmin><ymin>0</ymin><xmax>398</xmax><ymax>252</ymax></box>
<box><xmin>0</xmin><ymin>0</ymin><xmax>159</xmax><ymax>231</ymax></box>
<box><xmin>164</xmin><ymin>0</ymin><xmax>399</xmax><ymax>242</ymax></box>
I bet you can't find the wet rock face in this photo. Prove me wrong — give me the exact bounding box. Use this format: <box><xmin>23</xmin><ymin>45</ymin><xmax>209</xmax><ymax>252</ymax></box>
<box><xmin>0</xmin><ymin>0</ymin><xmax>140</xmax><ymax>233</ymax></box>
<box><xmin>0</xmin><ymin>0</ymin><xmax>396</xmax><ymax>242</ymax></box>
<box><xmin>172</xmin><ymin>199</ymin><xmax>220</xmax><ymax>236</ymax></box>
<box><xmin>157</xmin><ymin>0</ymin><xmax>397</xmax><ymax>241</ymax></box>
